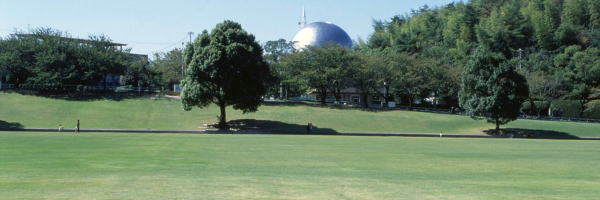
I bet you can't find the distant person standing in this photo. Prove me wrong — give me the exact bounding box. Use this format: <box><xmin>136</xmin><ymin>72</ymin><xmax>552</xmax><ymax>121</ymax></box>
<box><xmin>306</xmin><ymin>123</ymin><xmax>313</xmax><ymax>134</ymax></box>
<box><xmin>76</xmin><ymin>120</ymin><xmax>80</xmax><ymax>133</ymax></box>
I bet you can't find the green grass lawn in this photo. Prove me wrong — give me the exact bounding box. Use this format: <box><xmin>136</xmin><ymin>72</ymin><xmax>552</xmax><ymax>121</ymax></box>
<box><xmin>0</xmin><ymin>132</ymin><xmax>599</xmax><ymax>199</ymax></box>
<box><xmin>1</xmin><ymin>92</ymin><xmax>600</xmax><ymax>137</ymax></box>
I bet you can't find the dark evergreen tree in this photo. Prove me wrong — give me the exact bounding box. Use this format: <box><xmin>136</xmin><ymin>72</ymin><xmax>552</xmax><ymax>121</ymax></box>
<box><xmin>181</xmin><ymin>21</ymin><xmax>271</xmax><ymax>129</ymax></box>
<box><xmin>459</xmin><ymin>46</ymin><xmax>529</xmax><ymax>131</ymax></box>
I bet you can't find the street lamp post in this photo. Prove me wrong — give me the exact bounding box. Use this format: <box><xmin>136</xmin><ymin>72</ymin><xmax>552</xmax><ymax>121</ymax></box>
<box><xmin>383</xmin><ymin>81</ymin><xmax>388</xmax><ymax>108</ymax></box>
<box><xmin>517</xmin><ymin>48</ymin><xmax>524</xmax><ymax>70</ymax></box>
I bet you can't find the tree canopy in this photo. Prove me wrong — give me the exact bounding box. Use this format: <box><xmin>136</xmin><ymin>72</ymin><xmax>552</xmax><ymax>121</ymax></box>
<box><xmin>280</xmin><ymin>44</ymin><xmax>357</xmax><ymax>105</ymax></box>
<box><xmin>151</xmin><ymin>48</ymin><xmax>184</xmax><ymax>88</ymax></box>
<box><xmin>459</xmin><ymin>46</ymin><xmax>529</xmax><ymax>130</ymax></box>
<box><xmin>181</xmin><ymin>20</ymin><xmax>271</xmax><ymax>128</ymax></box>
<box><xmin>0</xmin><ymin>28</ymin><xmax>150</xmax><ymax>91</ymax></box>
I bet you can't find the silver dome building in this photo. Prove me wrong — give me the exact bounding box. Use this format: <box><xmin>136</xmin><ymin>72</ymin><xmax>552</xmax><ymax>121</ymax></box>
<box><xmin>292</xmin><ymin>8</ymin><xmax>352</xmax><ymax>50</ymax></box>
<box><xmin>292</xmin><ymin>22</ymin><xmax>353</xmax><ymax>50</ymax></box>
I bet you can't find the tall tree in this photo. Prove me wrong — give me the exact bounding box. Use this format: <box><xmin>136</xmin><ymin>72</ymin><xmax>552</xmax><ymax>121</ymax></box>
<box><xmin>523</xmin><ymin>0</ymin><xmax>558</xmax><ymax>50</ymax></box>
<box><xmin>394</xmin><ymin>58</ymin><xmax>432</xmax><ymax>108</ymax></box>
<box><xmin>369</xmin><ymin>50</ymin><xmax>410</xmax><ymax>105</ymax></box>
<box><xmin>562</xmin><ymin>0</ymin><xmax>589</xmax><ymax>27</ymax></box>
<box><xmin>280</xmin><ymin>44</ymin><xmax>355</xmax><ymax>105</ymax></box>
<box><xmin>151</xmin><ymin>48</ymin><xmax>184</xmax><ymax>88</ymax></box>
<box><xmin>352</xmin><ymin>49</ymin><xmax>381</xmax><ymax>108</ymax></box>
<box><xmin>476</xmin><ymin>1</ymin><xmax>532</xmax><ymax>57</ymax></box>
<box><xmin>562</xmin><ymin>47</ymin><xmax>600</xmax><ymax>117</ymax></box>
<box><xmin>590</xmin><ymin>0</ymin><xmax>600</xmax><ymax>30</ymax></box>
<box><xmin>459</xmin><ymin>46</ymin><xmax>529</xmax><ymax>131</ymax></box>
<box><xmin>263</xmin><ymin>39</ymin><xmax>294</xmax><ymax>98</ymax></box>
<box><xmin>264</xmin><ymin>39</ymin><xmax>294</xmax><ymax>63</ymax></box>
<box><xmin>181</xmin><ymin>21</ymin><xmax>271</xmax><ymax>129</ymax></box>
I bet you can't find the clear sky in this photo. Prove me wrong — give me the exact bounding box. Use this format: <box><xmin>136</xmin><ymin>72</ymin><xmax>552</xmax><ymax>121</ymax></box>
<box><xmin>0</xmin><ymin>0</ymin><xmax>457</xmax><ymax>56</ymax></box>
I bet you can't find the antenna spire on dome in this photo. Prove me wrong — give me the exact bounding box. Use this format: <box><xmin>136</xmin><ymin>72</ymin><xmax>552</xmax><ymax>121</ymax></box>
<box><xmin>299</xmin><ymin>7</ymin><xmax>307</xmax><ymax>28</ymax></box>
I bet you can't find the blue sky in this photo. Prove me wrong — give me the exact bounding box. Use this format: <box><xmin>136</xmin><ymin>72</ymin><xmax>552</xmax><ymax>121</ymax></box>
<box><xmin>0</xmin><ymin>0</ymin><xmax>456</xmax><ymax>56</ymax></box>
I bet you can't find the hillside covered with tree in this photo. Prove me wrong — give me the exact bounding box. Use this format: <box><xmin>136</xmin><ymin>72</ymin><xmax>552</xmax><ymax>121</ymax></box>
<box><xmin>364</xmin><ymin>0</ymin><xmax>600</xmax><ymax>118</ymax></box>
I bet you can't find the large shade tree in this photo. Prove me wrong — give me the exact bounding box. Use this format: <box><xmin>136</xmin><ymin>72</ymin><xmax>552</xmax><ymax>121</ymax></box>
<box><xmin>459</xmin><ymin>46</ymin><xmax>529</xmax><ymax>131</ymax></box>
<box><xmin>181</xmin><ymin>20</ymin><xmax>271</xmax><ymax>129</ymax></box>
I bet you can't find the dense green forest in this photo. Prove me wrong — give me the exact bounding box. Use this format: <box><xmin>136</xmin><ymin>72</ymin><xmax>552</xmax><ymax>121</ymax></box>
<box><xmin>361</xmin><ymin>0</ymin><xmax>600</xmax><ymax>118</ymax></box>
<box><xmin>265</xmin><ymin>0</ymin><xmax>599</xmax><ymax>119</ymax></box>
<box><xmin>0</xmin><ymin>28</ymin><xmax>160</xmax><ymax>91</ymax></box>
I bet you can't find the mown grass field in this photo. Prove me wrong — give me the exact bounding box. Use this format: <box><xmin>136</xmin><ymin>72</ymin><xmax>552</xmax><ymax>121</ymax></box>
<box><xmin>0</xmin><ymin>132</ymin><xmax>599</xmax><ymax>199</ymax></box>
<box><xmin>1</xmin><ymin>92</ymin><xmax>599</xmax><ymax>137</ymax></box>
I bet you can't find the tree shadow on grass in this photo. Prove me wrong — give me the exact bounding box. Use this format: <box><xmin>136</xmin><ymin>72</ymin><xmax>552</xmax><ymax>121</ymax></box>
<box><xmin>209</xmin><ymin>119</ymin><xmax>338</xmax><ymax>135</ymax></box>
<box><xmin>0</xmin><ymin>120</ymin><xmax>24</xmax><ymax>130</ymax></box>
<box><xmin>484</xmin><ymin>128</ymin><xmax>579</xmax><ymax>139</ymax></box>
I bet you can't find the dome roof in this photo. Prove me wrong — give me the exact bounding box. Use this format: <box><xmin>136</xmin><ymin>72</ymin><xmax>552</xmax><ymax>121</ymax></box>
<box><xmin>292</xmin><ymin>22</ymin><xmax>353</xmax><ymax>50</ymax></box>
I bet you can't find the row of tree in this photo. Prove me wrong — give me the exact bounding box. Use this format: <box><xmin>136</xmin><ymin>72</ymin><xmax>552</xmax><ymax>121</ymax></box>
<box><xmin>266</xmin><ymin>43</ymin><xmax>460</xmax><ymax>109</ymax></box>
<box><xmin>0</xmin><ymin>28</ymin><xmax>162</xmax><ymax>91</ymax></box>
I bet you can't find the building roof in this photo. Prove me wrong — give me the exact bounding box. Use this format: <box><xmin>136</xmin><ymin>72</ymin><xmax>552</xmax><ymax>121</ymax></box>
<box><xmin>14</xmin><ymin>34</ymin><xmax>127</xmax><ymax>47</ymax></box>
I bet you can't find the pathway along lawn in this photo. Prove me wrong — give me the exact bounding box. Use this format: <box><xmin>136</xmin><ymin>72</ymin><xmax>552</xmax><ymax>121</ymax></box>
<box><xmin>0</xmin><ymin>132</ymin><xmax>599</xmax><ymax>199</ymax></box>
<box><xmin>1</xmin><ymin>92</ymin><xmax>600</xmax><ymax>137</ymax></box>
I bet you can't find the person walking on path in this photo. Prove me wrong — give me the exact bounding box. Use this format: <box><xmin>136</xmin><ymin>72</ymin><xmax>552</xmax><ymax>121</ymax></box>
<box><xmin>76</xmin><ymin>120</ymin><xmax>80</xmax><ymax>133</ymax></box>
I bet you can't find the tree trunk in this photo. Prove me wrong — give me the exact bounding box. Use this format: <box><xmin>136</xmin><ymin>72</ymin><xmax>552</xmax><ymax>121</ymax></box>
<box><xmin>384</xmin><ymin>85</ymin><xmax>390</xmax><ymax>106</ymax></box>
<box><xmin>319</xmin><ymin>87</ymin><xmax>327</xmax><ymax>105</ymax></box>
<box><xmin>495</xmin><ymin>119</ymin><xmax>500</xmax><ymax>131</ymax></box>
<box><xmin>536</xmin><ymin>100</ymin><xmax>544</xmax><ymax>117</ymax></box>
<box><xmin>362</xmin><ymin>93</ymin><xmax>369</xmax><ymax>108</ymax></box>
<box><xmin>529</xmin><ymin>98</ymin><xmax>536</xmax><ymax>117</ymax></box>
<box><xmin>218</xmin><ymin>102</ymin><xmax>227</xmax><ymax>129</ymax></box>
<box><xmin>432</xmin><ymin>92</ymin><xmax>437</xmax><ymax>109</ymax></box>
<box><xmin>579</xmin><ymin>100</ymin><xmax>585</xmax><ymax>118</ymax></box>
<box><xmin>104</xmin><ymin>74</ymin><xmax>108</xmax><ymax>91</ymax></box>
<box><xmin>408</xmin><ymin>95</ymin><xmax>413</xmax><ymax>110</ymax></box>
<box><xmin>334</xmin><ymin>88</ymin><xmax>342</xmax><ymax>103</ymax></box>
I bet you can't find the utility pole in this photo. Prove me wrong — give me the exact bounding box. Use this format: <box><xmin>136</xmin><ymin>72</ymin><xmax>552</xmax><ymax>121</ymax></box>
<box><xmin>181</xmin><ymin>42</ymin><xmax>185</xmax><ymax>78</ymax></box>
<box><xmin>188</xmin><ymin>32</ymin><xmax>194</xmax><ymax>44</ymax></box>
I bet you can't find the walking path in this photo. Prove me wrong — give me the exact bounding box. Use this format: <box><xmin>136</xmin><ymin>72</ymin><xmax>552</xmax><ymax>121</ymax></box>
<box><xmin>1</xmin><ymin>127</ymin><xmax>600</xmax><ymax>140</ymax></box>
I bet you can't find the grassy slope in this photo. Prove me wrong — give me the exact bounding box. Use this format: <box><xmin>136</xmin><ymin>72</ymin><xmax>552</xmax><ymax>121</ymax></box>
<box><xmin>0</xmin><ymin>132</ymin><xmax>599</xmax><ymax>199</ymax></box>
<box><xmin>1</xmin><ymin>92</ymin><xmax>600</xmax><ymax>137</ymax></box>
